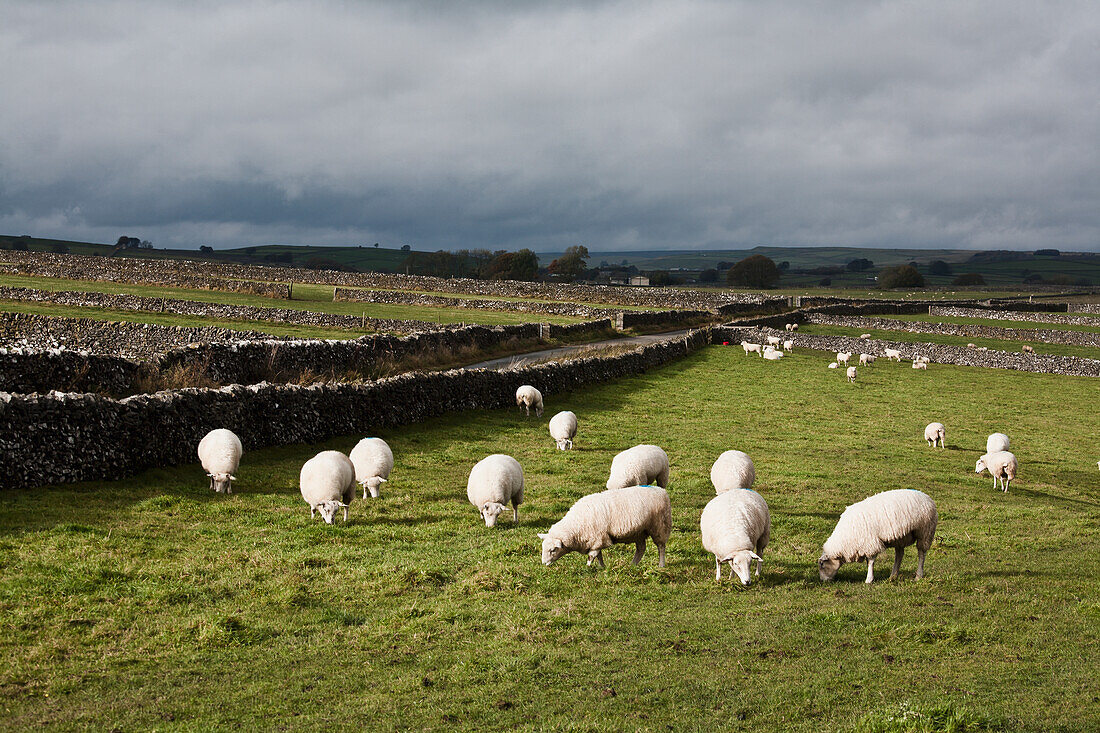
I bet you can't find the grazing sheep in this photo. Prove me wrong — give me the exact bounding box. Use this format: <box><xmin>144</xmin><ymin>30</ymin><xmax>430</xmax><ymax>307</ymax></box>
<box><xmin>349</xmin><ymin>437</ymin><xmax>393</xmax><ymax>499</ymax></box>
<box><xmin>859</xmin><ymin>333</ymin><xmax>872</xmax><ymax>339</ymax></box>
<box><xmin>784</xmin><ymin>323</ymin><xmax>795</xmax><ymax>332</ymax></box>
<box><xmin>766</xmin><ymin>335</ymin><xmax>782</xmax><ymax>347</ymax></box>
<box><xmin>741</xmin><ymin>341</ymin><xmax>763</xmax><ymax>356</ymax></box>
<box><xmin>967</xmin><ymin>343</ymin><xmax>977</xmax><ymax>348</ymax></box>
<box><xmin>828</xmin><ymin>362</ymin><xmax>839</xmax><ymax>369</ymax></box>
<box><xmin>986</xmin><ymin>433</ymin><xmax>1010</xmax><ymax>454</ymax></box>
<box><xmin>539</xmin><ymin>485</ymin><xmax>671</xmax><ymax>568</ymax></box>
<box><xmin>1022</xmin><ymin>344</ymin><xmax>1034</xmax><ymax>353</ymax></box>
<box><xmin>606</xmin><ymin>444</ymin><xmax>670</xmax><ymax>490</ymax></box>
<box><xmin>976</xmin><ymin>451</ymin><xmax>1018</xmax><ymax>492</ymax></box>
<box><xmin>819</xmin><ymin>489</ymin><xmax>938</xmax><ymax>583</ymax></box>
<box><xmin>763</xmin><ymin>349</ymin><xmax>784</xmax><ymax>360</ymax></box>
<box><xmin>701</xmin><ymin>489</ymin><xmax>770</xmax><ymax>584</ymax></box>
<box><xmin>911</xmin><ymin>361</ymin><xmax>928</xmax><ymax>370</ymax></box>
<box><xmin>859</xmin><ymin>353</ymin><xmax>876</xmax><ymax>366</ymax></box>
<box><xmin>783</xmin><ymin>339</ymin><xmax>794</xmax><ymax>352</ymax></box>
<box><xmin>915</xmin><ymin>356</ymin><xmax>931</xmax><ymax>364</ymax></box>
<box><xmin>515</xmin><ymin>385</ymin><xmax>544</xmax><ymax>417</ymax></box>
<box><xmin>548</xmin><ymin>410</ymin><xmax>578</xmax><ymax>450</ymax></box>
<box><xmin>846</xmin><ymin>366</ymin><xmax>857</xmax><ymax>383</ymax></box>
<box><xmin>836</xmin><ymin>351</ymin><xmax>852</xmax><ymax>366</ymax></box>
<box><xmin>884</xmin><ymin>348</ymin><xmax>903</xmax><ymax>361</ymax></box>
<box><xmin>710</xmin><ymin>450</ymin><xmax>756</xmax><ymax>493</ymax></box>
<box><xmin>467</xmin><ymin>454</ymin><xmax>524</xmax><ymax>527</ymax></box>
<box><xmin>300</xmin><ymin>451</ymin><xmax>356</xmax><ymax>524</ymax></box>
<box><xmin>924</xmin><ymin>422</ymin><xmax>946</xmax><ymax>448</ymax></box>
<box><xmin>198</xmin><ymin>428</ymin><xmax>243</xmax><ymax>494</ymax></box>
<box><xmin>789</xmin><ymin>323</ymin><xmax>799</xmax><ymax>331</ymax></box>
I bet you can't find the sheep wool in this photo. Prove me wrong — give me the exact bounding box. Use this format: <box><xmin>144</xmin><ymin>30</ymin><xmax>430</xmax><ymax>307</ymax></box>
<box><xmin>847</xmin><ymin>366</ymin><xmax>857</xmax><ymax>382</ymax></box>
<box><xmin>539</xmin><ymin>485</ymin><xmax>672</xmax><ymax>568</ymax></box>
<box><xmin>924</xmin><ymin>422</ymin><xmax>946</xmax><ymax>449</ymax></box>
<box><xmin>198</xmin><ymin>428</ymin><xmax>243</xmax><ymax>494</ymax></box>
<box><xmin>467</xmin><ymin>454</ymin><xmax>524</xmax><ymax>527</ymax></box>
<box><xmin>300</xmin><ymin>450</ymin><xmax>356</xmax><ymax>524</ymax></box>
<box><xmin>606</xmin><ymin>444</ymin><xmax>670</xmax><ymax>490</ymax></box>
<box><xmin>548</xmin><ymin>411</ymin><xmax>578</xmax><ymax>450</ymax></box>
<box><xmin>986</xmin><ymin>433</ymin><xmax>1010</xmax><ymax>454</ymax></box>
<box><xmin>515</xmin><ymin>385</ymin><xmax>544</xmax><ymax>417</ymax></box>
<box><xmin>976</xmin><ymin>451</ymin><xmax>1018</xmax><ymax>492</ymax></box>
<box><xmin>349</xmin><ymin>437</ymin><xmax>394</xmax><ymax>499</ymax></box>
<box><xmin>884</xmin><ymin>348</ymin><xmax>903</xmax><ymax>361</ymax></box>
<box><xmin>819</xmin><ymin>489</ymin><xmax>938</xmax><ymax>584</ymax></box>
<box><xmin>700</xmin><ymin>489</ymin><xmax>770</xmax><ymax>584</ymax></box>
<box><xmin>710</xmin><ymin>450</ymin><xmax>756</xmax><ymax>493</ymax></box>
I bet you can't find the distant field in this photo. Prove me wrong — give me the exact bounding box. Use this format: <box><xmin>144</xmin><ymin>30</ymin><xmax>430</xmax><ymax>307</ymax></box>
<box><xmin>798</xmin><ymin>324</ymin><xmax>1100</xmax><ymax>360</ymax></box>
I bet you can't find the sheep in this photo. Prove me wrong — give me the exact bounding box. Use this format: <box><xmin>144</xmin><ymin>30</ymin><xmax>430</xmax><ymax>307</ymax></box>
<box><xmin>539</xmin><ymin>485</ymin><xmax>671</xmax><ymax>568</ymax></box>
<box><xmin>859</xmin><ymin>353</ymin><xmax>875</xmax><ymax>366</ymax></box>
<box><xmin>846</xmin><ymin>366</ymin><xmax>857</xmax><ymax>383</ymax></box>
<box><xmin>819</xmin><ymin>489</ymin><xmax>938</xmax><ymax>583</ymax></box>
<box><xmin>828</xmin><ymin>362</ymin><xmax>839</xmax><ymax>369</ymax></box>
<box><xmin>467</xmin><ymin>454</ymin><xmax>524</xmax><ymax>527</ymax></box>
<box><xmin>782</xmin><ymin>339</ymin><xmax>794</xmax><ymax>352</ymax></box>
<box><xmin>986</xmin><ymin>433</ymin><xmax>1010</xmax><ymax>454</ymax></box>
<box><xmin>836</xmin><ymin>351</ymin><xmax>852</xmax><ymax>365</ymax></box>
<box><xmin>710</xmin><ymin>450</ymin><xmax>755</xmax><ymax>493</ymax></box>
<box><xmin>606</xmin><ymin>444</ymin><xmax>670</xmax><ymax>490</ymax></box>
<box><xmin>548</xmin><ymin>410</ymin><xmax>578</xmax><ymax>450</ymax></box>
<box><xmin>884</xmin><ymin>348</ymin><xmax>903</xmax><ymax>361</ymax></box>
<box><xmin>1022</xmin><ymin>344</ymin><xmax>1034</xmax><ymax>353</ymax></box>
<box><xmin>789</xmin><ymin>323</ymin><xmax>799</xmax><ymax>331</ymax></box>
<box><xmin>515</xmin><ymin>385</ymin><xmax>544</xmax><ymax>417</ymax></box>
<box><xmin>967</xmin><ymin>343</ymin><xmax>977</xmax><ymax>348</ymax></box>
<box><xmin>915</xmin><ymin>356</ymin><xmax>931</xmax><ymax>364</ymax></box>
<box><xmin>859</xmin><ymin>333</ymin><xmax>872</xmax><ymax>339</ymax></box>
<box><xmin>784</xmin><ymin>323</ymin><xmax>795</xmax><ymax>332</ymax></box>
<box><xmin>197</xmin><ymin>428</ymin><xmax>242</xmax><ymax>494</ymax></box>
<box><xmin>763</xmin><ymin>349</ymin><xmax>784</xmax><ymax>360</ymax></box>
<box><xmin>766</xmin><ymin>335</ymin><xmax>782</xmax><ymax>347</ymax></box>
<box><xmin>741</xmin><ymin>341</ymin><xmax>763</xmax><ymax>356</ymax></box>
<box><xmin>349</xmin><ymin>437</ymin><xmax>393</xmax><ymax>499</ymax></box>
<box><xmin>924</xmin><ymin>422</ymin><xmax>946</xmax><ymax>448</ymax></box>
<box><xmin>976</xmin><ymin>451</ymin><xmax>1018</xmax><ymax>492</ymax></box>
<box><xmin>300</xmin><ymin>450</ymin><xmax>356</xmax><ymax>524</ymax></box>
<box><xmin>700</xmin><ymin>489</ymin><xmax>770</xmax><ymax>584</ymax></box>
<box><xmin>911</xmin><ymin>361</ymin><xmax>928</xmax><ymax>370</ymax></box>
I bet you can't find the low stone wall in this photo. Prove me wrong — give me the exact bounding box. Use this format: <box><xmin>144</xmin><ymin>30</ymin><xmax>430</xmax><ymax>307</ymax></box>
<box><xmin>1069</xmin><ymin>304</ymin><xmax>1100</xmax><ymax>314</ymax></box>
<box><xmin>617</xmin><ymin>309</ymin><xmax>715</xmax><ymax>331</ymax></box>
<box><xmin>548</xmin><ymin>319</ymin><xmax>616</xmax><ymax>341</ymax></box>
<box><xmin>0</xmin><ymin>330</ymin><xmax>710</xmax><ymax>489</ymax></box>
<box><xmin>930</xmin><ymin>306</ymin><xmax>1100</xmax><ymax>326</ymax></box>
<box><xmin>804</xmin><ymin>313</ymin><xmax>1100</xmax><ymax>347</ymax></box>
<box><xmin>0</xmin><ymin>347</ymin><xmax>141</xmax><ymax>396</ymax></box>
<box><xmin>334</xmin><ymin>287</ymin><xmax>622</xmax><ymax>318</ymax></box>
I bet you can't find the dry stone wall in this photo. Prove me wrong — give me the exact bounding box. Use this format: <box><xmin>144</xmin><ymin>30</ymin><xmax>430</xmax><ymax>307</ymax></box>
<box><xmin>804</xmin><ymin>313</ymin><xmax>1100</xmax><ymax>347</ymax></box>
<box><xmin>334</xmin><ymin>287</ymin><xmax>618</xmax><ymax>319</ymax></box>
<box><xmin>1069</xmin><ymin>304</ymin><xmax>1100</xmax><ymax>314</ymax></box>
<box><xmin>930</xmin><ymin>306</ymin><xmax>1100</xmax><ymax>327</ymax></box>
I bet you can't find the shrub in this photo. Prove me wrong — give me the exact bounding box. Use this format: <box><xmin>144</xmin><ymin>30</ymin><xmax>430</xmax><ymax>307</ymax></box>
<box><xmin>952</xmin><ymin>273</ymin><xmax>986</xmax><ymax>286</ymax></box>
<box><xmin>878</xmin><ymin>265</ymin><xmax>925</xmax><ymax>289</ymax></box>
<box><xmin>727</xmin><ymin>255</ymin><xmax>780</xmax><ymax>288</ymax></box>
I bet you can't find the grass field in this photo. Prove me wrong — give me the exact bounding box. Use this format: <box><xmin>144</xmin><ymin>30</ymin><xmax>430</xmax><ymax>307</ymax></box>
<box><xmin>798</xmin><ymin>324</ymin><xmax>1100</xmax><ymax>360</ymax></box>
<box><xmin>2</xmin><ymin>347</ymin><xmax>1097</xmax><ymax>731</ymax></box>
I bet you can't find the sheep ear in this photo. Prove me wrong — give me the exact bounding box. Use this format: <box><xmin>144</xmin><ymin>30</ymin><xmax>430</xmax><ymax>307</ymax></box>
<box><xmin>378</xmin><ymin>478</ymin><xmax>387</xmax><ymax>483</ymax></box>
<box><xmin>537</xmin><ymin>533</ymin><xmax>548</xmax><ymax>539</ymax></box>
<box><xmin>337</xmin><ymin>502</ymin><xmax>349</xmax><ymax>508</ymax></box>
<box><xmin>749</xmin><ymin>552</ymin><xmax>762</xmax><ymax>561</ymax></box>
<box><xmin>229</xmin><ymin>475</ymin><xmax>237</xmax><ymax>481</ymax></box>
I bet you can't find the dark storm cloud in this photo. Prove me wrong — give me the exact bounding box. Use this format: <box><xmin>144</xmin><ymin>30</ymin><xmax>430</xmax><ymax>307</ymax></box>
<box><xmin>1</xmin><ymin>1</ymin><xmax>1097</xmax><ymax>251</ymax></box>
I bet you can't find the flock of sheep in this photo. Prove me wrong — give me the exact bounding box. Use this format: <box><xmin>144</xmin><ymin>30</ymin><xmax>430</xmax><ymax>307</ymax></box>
<box><xmin>194</xmin><ymin>371</ymin><xmax>1027</xmax><ymax>585</ymax></box>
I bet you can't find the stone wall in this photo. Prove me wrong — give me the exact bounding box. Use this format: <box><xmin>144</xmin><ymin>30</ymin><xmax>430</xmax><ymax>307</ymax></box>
<box><xmin>334</xmin><ymin>287</ymin><xmax>619</xmax><ymax>319</ymax></box>
<box><xmin>0</xmin><ymin>330</ymin><xmax>710</xmax><ymax>489</ymax></box>
<box><xmin>804</xmin><ymin>313</ymin><xmax>1100</xmax><ymax>347</ymax></box>
<box><xmin>0</xmin><ymin>347</ymin><xmax>141</xmax><ymax>396</ymax></box>
<box><xmin>1069</xmin><ymin>304</ymin><xmax>1100</xmax><ymax>314</ymax></box>
<box><xmin>617</xmin><ymin>309</ymin><xmax>714</xmax><ymax>331</ymax></box>
<box><xmin>930</xmin><ymin>306</ymin><xmax>1100</xmax><ymax>326</ymax></box>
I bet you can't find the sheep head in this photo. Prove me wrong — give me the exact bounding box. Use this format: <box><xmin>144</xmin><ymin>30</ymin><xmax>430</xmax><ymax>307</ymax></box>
<box><xmin>208</xmin><ymin>472</ymin><xmax>235</xmax><ymax>494</ymax></box>
<box><xmin>554</xmin><ymin>437</ymin><xmax>573</xmax><ymax>451</ymax></box>
<box><xmin>818</xmin><ymin>555</ymin><xmax>842</xmax><ymax>581</ymax></box>
<box><xmin>729</xmin><ymin>551</ymin><xmax>762</xmax><ymax>586</ymax></box>
<box><xmin>480</xmin><ymin>501</ymin><xmax>509</xmax><ymax>527</ymax></box>
<box><xmin>538</xmin><ymin>533</ymin><xmax>567</xmax><ymax>565</ymax></box>
<box><xmin>316</xmin><ymin>500</ymin><xmax>348</xmax><ymax>525</ymax></box>
<box><xmin>361</xmin><ymin>476</ymin><xmax>386</xmax><ymax>499</ymax></box>
<box><xmin>975</xmin><ymin>456</ymin><xmax>989</xmax><ymax>475</ymax></box>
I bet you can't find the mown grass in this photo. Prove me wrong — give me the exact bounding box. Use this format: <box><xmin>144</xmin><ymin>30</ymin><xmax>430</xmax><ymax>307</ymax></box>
<box><xmin>799</xmin><ymin>324</ymin><xmax>1100</xmax><ymax>360</ymax></box>
<box><xmin>1</xmin><ymin>348</ymin><xmax>1098</xmax><ymax>730</ymax></box>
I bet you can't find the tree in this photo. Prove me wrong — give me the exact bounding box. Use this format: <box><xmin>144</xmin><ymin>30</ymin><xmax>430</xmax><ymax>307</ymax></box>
<box><xmin>548</xmin><ymin>245</ymin><xmax>589</xmax><ymax>282</ymax></box>
<box><xmin>878</xmin><ymin>264</ymin><xmax>925</xmax><ymax>289</ymax></box>
<box><xmin>401</xmin><ymin>244</ymin><xmax>411</xmax><ymax>252</ymax></box>
<box><xmin>952</xmin><ymin>273</ymin><xmax>986</xmax><ymax>286</ymax></box>
<box><xmin>1034</xmin><ymin>249</ymin><xmax>1060</xmax><ymax>257</ymax></box>
<box><xmin>199</xmin><ymin>245</ymin><xmax>214</xmax><ymax>254</ymax></box>
<box><xmin>648</xmin><ymin>270</ymin><xmax>672</xmax><ymax>287</ymax></box>
<box><xmin>484</xmin><ymin>249</ymin><xmax>539</xmax><ymax>281</ymax></box>
<box><xmin>698</xmin><ymin>268</ymin><xmax>718</xmax><ymax>282</ymax></box>
<box><xmin>930</xmin><ymin>260</ymin><xmax>953</xmax><ymax>276</ymax></box>
<box><xmin>779</xmin><ymin>261</ymin><xmax>790</xmax><ymax>271</ymax></box>
<box><xmin>727</xmin><ymin>255</ymin><xmax>780</xmax><ymax>288</ymax></box>
<box><xmin>847</xmin><ymin>258</ymin><xmax>874</xmax><ymax>272</ymax></box>
<box><xmin>819</xmin><ymin>277</ymin><xmax>832</xmax><ymax>286</ymax></box>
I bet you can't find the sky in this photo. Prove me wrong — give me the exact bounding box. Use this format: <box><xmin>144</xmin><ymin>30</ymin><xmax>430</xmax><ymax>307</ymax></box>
<box><xmin>2</xmin><ymin>1</ymin><xmax>1098</xmax><ymax>253</ymax></box>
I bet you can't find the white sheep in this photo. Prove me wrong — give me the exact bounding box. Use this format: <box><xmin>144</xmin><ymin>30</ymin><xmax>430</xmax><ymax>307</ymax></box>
<box><xmin>700</xmin><ymin>489</ymin><xmax>770</xmax><ymax>584</ymax></box>
<box><xmin>710</xmin><ymin>450</ymin><xmax>756</xmax><ymax>493</ymax></box>
<box><xmin>766</xmin><ymin>335</ymin><xmax>782</xmax><ymax>347</ymax></box>
<box><xmin>828</xmin><ymin>362</ymin><xmax>839</xmax><ymax>369</ymax></box>
<box><xmin>784</xmin><ymin>323</ymin><xmax>794</xmax><ymax>332</ymax></box>
<box><xmin>515</xmin><ymin>385</ymin><xmax>544</xmax><ymax>417</ymax></box>
<box><xmin>976</xmin><ymin>451</ymin><xmax>1018</xmax><ymax>492</ymax></box>
<box><xmin>197</xmin><ymin>428</ymin><xmax>242</xmax><ymax>494</ymax></box>
<box><xmin>467</xmin><ymin>454</ymin><xmax>524</xmax><ymax>527</ymax></box>
<box><xmin>836</xmin><ymin>351</ymin><xmax>853</xmax><ymax>365</ymax></box>
<box><xmin>741</xmin><ymin>341</ymin><xmax>763</xmax><ymax>356</ymax></box>
<box><xmin>349</xmin><ymin>437</ymin><xmax>393</xmax><ymax>499</ymax></box>
<box><xmin>763</xmin><ymin>349</ymin><xmax>784</xmax><ymax>360</ymax></box>
<box><xmin>548</xmin><ymin>410</ymin><xmax>578</xmax><ymax>450</ymax></box>
<box><xmin>846</xmin><ymin>366</ymin><xmax>857</xmax><ymax>383</ymax></box>
<box><xmin>884</xmin><ymin>348</ymin><xmax>903</xmax><ymax>361</ymax></box>
<box><xmin>859</xmin><ymin>353</ymin><xmax>876</xmax><ymax>366</ymax></box>
<box><xmin>1022</xmin><ymin>344</ymin><xmax>1034</xmax><ymax>353</ymax></box>
<box><xmin>782</xmin><ymin>339</ymin><xmax>794</xmax><ymax>352</ymax></box>
<box><xmin>818</xmin><ymin>489</ymin><xmax>938</xmax><ymax>583</ymax></box>
<box><xmin>539</xmin><ymin>485</ymin><xmax>671</xmax><ymax>568</ymax></box>
<box><xmin>986</xmin><ymin>433</ymin><xmax>1010</xmax><ymax>454</ymax></box>
<box><xmin>924</xmin><ymin>422</ymin><xmax>946</xmax><ymax>449</ymax></box>
<box><xmin>911</xmin><ymin>361</ymin><xmax>928</xmax><ymax>370</ymax></box>
<box><xmin>915</xmin><ymin>356</ymin><xmax>931</xmax><ymax>364</ymax></box>
<box><xmin>300</xmin><ymin>450</ymin><xmax>356</xmax><ymax>524</ymax></box>
<box><xmin>789</xmin><ymin>323</ymin><xmax>799</xmax><ymax>331</ymax></box>
<box><xmin>967</xmin><ymin>343</ymin><xmax>977</xmax><ymax>348</ymax></box>
<box><xmin>606</xmin><ymin>444</ymin><xmax>670</xmax><ymax>489</ymax></box>
<box><xmin>859</xmin><ymin>333</ymin><xmax>872</xmax><ymax>339</ymax></box>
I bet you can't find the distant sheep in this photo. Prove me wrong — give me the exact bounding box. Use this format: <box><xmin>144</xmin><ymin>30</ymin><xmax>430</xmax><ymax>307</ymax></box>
<box><xmin>859</xmin><ymin>353</ymin><xmax>875</xmax><ymax>366</ymax></box>
<box><xmin>986</xmin><ymin>433</ymin><xmax>1010</xmax><ymax>454</ymax></box>
<box><xmin>819</xmin><ymin>489</ymin><xmax>938</xmax><ymax>583</ymax></box>
<box><xmin>967</xmin><ymin>343</ymin><xmax>977</xmax><ymax>348</ymax></box>
<box><xmin>766</xmin><ymin>335</ymin><xmax>782</xmax><ymax>347</ymax></box>
<box><xmin>847</xmin><ymin>366</ymin><xmax>857</xmax><ymax>383</ymax></box>
<box><xmin>763</xmin><ymin>349</ymin><xmax>784</xmax><ymax>360</ymax></box>
<box><xmin>700</xmin><ymin>489</ymin><xmax>770</xmax><ymax>585</ymax></box>
<box><xmin>549</xmin><ymin>410</ymin><xmax>578</xmax><ymax>450</ymax></box>
<box><xmin>884</xmin><ymin>348</ymin><xmax>903</xmax><ymax>361</ymax></box>
<box><xmin>976</xmin><ymin>451</ymin><xmax>1018</xmax><ymax>492</ymax></box>
<box><xmin>789</xmin><ymin>323</ymin><xmax>799</xmax><ymax>331</ymax></box>
<box><xmin>467</xmin><ymin>454</ymin><xmax>524</xmax><ymax>527</ymax></box>
<box><xmin>836</xmin><ymin>352</ymin><xmax>852</xmax><ymax>365</ymax></box>
<box><xmin>300</xmin><ymin>451</ymin><xmax>356</xmax><ymax>524</ymax></box>
<box><xmin>911</xmin><ymin>361</ymin><xmax>928</xmax><ymax>370</ymax></box>
<box><xmin>607</xmin><ymin>444</ymin><xmax>670</xmax><ymax>489</ymax></box>
<box><xmin>783</xmin><ymin>339</ymin><xmax>794</xmax><ymax>352</ymax></box>
<box><xmin>198</xmin><ymin>428</ymin><xmax>242</xmax><ymax>494</ymax></box>
<box><xmin>741</xmin><ymin>341</ymin><xmax>763</xmax><ymax>356</ymax></box>
<box><xmin>784</xmin><ymin>323</ymin><xmax>795</xmax><ymax>332</ymax></box>
<box><xmin>924</xmin><ymin>422</ymin><xmax>946</xmax><ymax>449</ymax></box>
<box><xmin>539</xmin><ymin>485</ymin><xmax>671</xmax><ymax>568</ymax></box>
<box><xmin>710</xmin><ymin>450</ymin><xmax>755</xmax><ymax>493</ymax></box>
<box><xmin>1022</xmin><ymin>345</ymin><xmax>1034</xmax><ymax>353</ymax></box>
<box><xmin>828</xmin><ymin>362</ymin><xmax>839</xmax><ymax>369</ymax></box>
<box><xmin>515</xmin><ymin>385</ymin><xmax>544</xmax><ymax>417</ymax></box>
<box><xmin>915</xmin><ymin>356</ymin><xmax>931</xmax><ymax>364</ymax></box>
<box><xmin>349</xmin><ymin>437</ymin><xmax>393</xmax><ymax>499</ymax></box>
<box><xmin>859</xmin><ymin>333</ymin><xmax>872</xmax><ymax>339</ymax></box>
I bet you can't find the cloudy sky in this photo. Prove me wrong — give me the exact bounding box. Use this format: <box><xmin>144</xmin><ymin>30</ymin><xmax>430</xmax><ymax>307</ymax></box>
<box><xmin>2</xmin><ymin>1</ymin><xmax>1098</xmax><ymax>252</ymax></box>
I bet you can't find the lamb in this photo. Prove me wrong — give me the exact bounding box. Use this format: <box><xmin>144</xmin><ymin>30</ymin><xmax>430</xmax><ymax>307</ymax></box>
<box><xmin>710</xmin><ymin>450</ymin><xmax>755</xmax><ymax>493</ymax></box>
<box><xmin>859</xmin><ymin>333</ymin><xmax>872</xmax><ymax>339</ymax></box>
<box><xmin>884</xmin><ymin>348</ymin><xmax>903</xmax><ymax>361</ymax></box>
<box><xmin>467</xmin><ymin>454</ymin><xmax>524</xmax><ymax>527</ymax></box>
<box><xmin>859</xmin><ymin>353</ymin><xmax>876</xmax><ymax>366</ymax></box>
<box><xmin>606</xmin><ymin>444</ymin><xmax>670</xmax><ymax>489</ymax></box>
<box><xmin>548</xmin><ymin>410</ymin><xmax>578</xmax><ymax>450</ymax></box>
<box><xmin>197</xmin><ymin>428</ymin><xmax>242</xmax><ymax>494</ymax></box>
<box><xmin>976</xmin><ymin>451</ymin><xmax>1018</xmax><ymax>492</ymax></box>
<box><xmin>986</xmin><ymin>433</ymin><xmax>1010</xmax><ymax>454</ymax></box>
<box><xmin>300</xmin><ymin>450</ymin><xmax>356</xmax><ymax>524</ymax></box>
<box><xmin>846</xmin><ymin>366</ymin><xmax>857</xmax><ymax>383</ymax></box>
<box><xmin>924</xmin><ymin>422</ymin><xmax>946</xmax><ymax>448</ymax></box>
<box><xmin>515</xmin><ymin>385</ymin><xmax>544</xmax><ymax>417</ymax></box>
<box><xmin>766</xmin><ymin>335</ymin><xmax>782</xmax><ymax>347</ymax></box>
<box><xmin>349</xmin><ymin>437</ymin><xmax>393</xmax><ymax>499</ymax></box>
<box><xmin>763</xmin><ymin>349</ymin><xmax>784</xmax><ymax>360</ymax></box>
<box><xmin>818</xmin><ymin>489</ymin><xmax>938</xmax><ymax>583</ymax></box>
<box><xmin>911</xmin><ymin>361</ymin><xmax>928</xmax><ymax>370</ymax></box>
<box><xmin>539</xmin><ymin>485</ymin><xmax>671</xmax><ymax>568</ymax></box>
<box><xmin>741</xmin><ymin>341</ymin><xmax>763</xmax><ymax>356</ymax></box>
<box><xmin>782</xmin><ymin>339</ymin><xmax>794</xmax><ymax>352</ymax></box>
<box><xmin>700</xmin><ymin>489</ymin><xmax>770</xmax><ymax>584</ymax></box>
<box><xmin>1022</xmin><ymin>344</ymin><xmax>1034</xmax><ymax>353</ymax></box>
<box><xmin>836</xmin><ymin>351</ymin><xmax>852</xmax><ymax>365</ymax></box>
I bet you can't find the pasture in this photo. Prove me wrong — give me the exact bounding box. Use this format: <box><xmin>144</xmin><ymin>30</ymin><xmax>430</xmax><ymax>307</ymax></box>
<box><xmin>2</xmin><ymin>346</ymin><xmax>1097</xmax><ymax>731</ymax></box>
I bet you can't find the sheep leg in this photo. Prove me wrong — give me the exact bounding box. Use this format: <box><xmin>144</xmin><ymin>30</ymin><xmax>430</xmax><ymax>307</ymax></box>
<box><xmin>512</xmin><ymin>505</ymin><xmax>519</xmax><ymax>523</ymax></box>
<box><xmin>342</xmin><ymin>506</ymin><xmax>349</xmax><ymax>523</ymax></box>
<box><xmin>587</xmin><ymin>550</ymin><xmax>605</xmax><ymax>568</ymax></box>
<box><xmin>916</xmin><ymin>547</ymin><xmax>926</xmax><ymax>579</ymax></box>
<box><xmin>715</xmin><ymin>558</ymin><xmax>722</xmax><ymax>581</ymax></box>
<box><xmin>657</xmin><ymin>542</ymin><xmax>666</xmax><ymax>568</ymax></box>
<box><xmin>890</xmin><ymin>547</ymin><xmax>904</xmax><ymax>580</ymax></box>
<box><xmin>310</xmin><ymin>506</ymin><xmax>316</xmax><ymax>520</ymax></box>
<box><xmin>755</xmin><ymin>556</ymin><xmax>763</xmax><ymax>577</ymax></box>
<box><xmin>865</xmin><ymin>557</ymin><xmax>875</xmax><ymax>584</ymax></box>
<box><xmin>632</xmin><ymin>540</ymin><xmax>646</xmax><ymax>565</ymax></box>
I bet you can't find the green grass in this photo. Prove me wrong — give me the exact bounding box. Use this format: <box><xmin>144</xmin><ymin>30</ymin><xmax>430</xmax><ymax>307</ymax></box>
<box><xmin>2</xmin><ymin>348</ymin><xmax>1098</xmax><ymax>730</ymax></box>
<box><xmin>799</xmin><ymin>324</ymin><xmax>1100</xmax><ymax>360</ymax></box>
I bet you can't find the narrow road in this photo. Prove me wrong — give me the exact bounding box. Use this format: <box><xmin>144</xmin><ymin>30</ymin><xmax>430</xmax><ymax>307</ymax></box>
<box><xmin>466</xmin><ymin>329</ymin><xmax>693</xmax><ymax>370</ymax></box>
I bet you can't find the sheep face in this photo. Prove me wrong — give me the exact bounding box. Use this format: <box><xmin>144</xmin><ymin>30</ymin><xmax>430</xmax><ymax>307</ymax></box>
<box><xmin>730</xmin><ymin>551</ymin><xmax>761</xmax><ymax>586</ymax></box>
<box><xmin>975</xmin><ymin>457</ymin><xmax>988</xmax><ymax>475</ymax></box>
<box><xmin>208</xmin><ymin>472</ymin><xmax>235</xmax><ymax>494</ymax></box>
<box><xmin>315</xmin><ymin>500</ymin><xmax>348</xmax><ymax>525</ymax></box>
<box><xmin>480</xmin><ymin>501</ymin><xmax>509</xmax><ymax>527</ymax></box>
<box><xmin>818</xmin><ymin>556</ymin><xmax>842</xmax><ymax>581</ymax></box>
<box><xmin>361</xmin><ymin>477</ymin><xmax>386</xmax><ymax>499</ymax></box>
<box><xmin>554</xmin><ymin>437</ymin><xmax>573</xmax><ymax>451</ymax></box>
<box><xmin>538</xmin><ymin>534</ymin><xmax>567</xmax><ymax>565</ymax></box>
